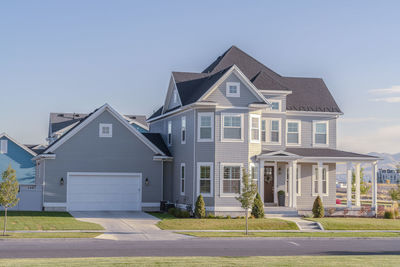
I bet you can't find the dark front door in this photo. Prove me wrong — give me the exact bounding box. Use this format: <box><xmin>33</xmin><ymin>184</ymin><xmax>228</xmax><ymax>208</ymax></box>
<box><xmin>264</xmin><ymin>166</ymin><xmax>274</xmax><ymax>203</ymax></box>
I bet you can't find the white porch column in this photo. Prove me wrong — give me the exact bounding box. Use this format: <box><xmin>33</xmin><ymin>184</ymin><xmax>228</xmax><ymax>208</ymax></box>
<box><xmin>317</xmin><ymin>161</ymin><xmax>323</xmax><ymax>197</ymax></box>
<box><xmin>372</xmin><ymin>161</ymin><xmax>378</xmax><ymax>212</ymax></box>
<box><xmin>259</xmin><ymin>160</ymin><xmax>264</xmax><ymax>198</ymax></box>
<box><xmin>273</xmin><ymin>161</ymin><xmax>278</xmax><ymax>204</ymax></box>
<box><xmin>288</xmin><ymin>163</ymin><xmax>293</xmax><ymax>207</ymax></box>
<box><xmin>346</xmin><ymin>162</ymin><xmax>353</xmax><ymax>208</ymax></box>
<box><xmin>291</xmin><ymin>161</ymin><xmax>298</xmax><ymax>208</ymax></box>
<box><xmin>355</xmin><ymin>163</ymin><xmax>361</xmax><ymax>207</ymax></box>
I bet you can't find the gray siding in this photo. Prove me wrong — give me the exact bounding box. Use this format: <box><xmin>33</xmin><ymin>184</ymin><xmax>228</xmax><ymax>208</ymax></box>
<box><xmin>43</xmin><ymin>110</ymin><xmax>163</xmax><ymax>204</ymax></box>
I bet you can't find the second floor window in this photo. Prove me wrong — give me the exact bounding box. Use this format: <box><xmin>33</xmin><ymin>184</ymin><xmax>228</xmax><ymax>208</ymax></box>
<box><xmin>250</xmin><ymin>115</ymin><xmax>260</xmax><ymax>143</ymax></box>
<box><xmin>270</xmin><ymin>100</ymin><xmax>281</xmax><ymax>112</ymax></box>
<box><xmin>198</xmin><ymin>112</ymin><xmax>214</xmax><ymax>142</ymax></box>
<box><xmin>168</xmin><ymin>121</ymin><xmax>172</xmax><ymax>146</ymax></box>
<box><xmin>286</xmin><ymin>120</ymin><xmax>300</xmax><ymax>145</ymax></box>
<box><xmin>222</xmin><ymin>114</ymin><xmax>242</xmax><ymax>141</ymax></box>
<box><xmin>313</xmin><ymin>121</ymin><xmax>328</xmax><ymax>146</ymax></box>
<box><xmin>270</xmin><ymin>120</ymin><xmax>280</xmax><ymax>143</ymax></box>
<box><xmin>261</xmin><ymin>120</ymin><xmax>266</xmax><ymax>142</ymax></box>
<box><xmin>181</xmin><ymin>116</ymin><xmax>186</xmax><ymax>144</ymax></box>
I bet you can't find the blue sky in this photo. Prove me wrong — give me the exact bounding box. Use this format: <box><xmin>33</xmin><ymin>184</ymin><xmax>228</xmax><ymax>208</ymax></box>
<box><xmin>1</xmin><ymin>1</ymin><xmax>399</xmax><ymax>153</ymax></box>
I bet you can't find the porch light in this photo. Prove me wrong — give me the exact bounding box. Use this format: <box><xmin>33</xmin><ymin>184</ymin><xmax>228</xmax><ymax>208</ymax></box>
<box><xmin>60</xmin><ymin>177</ymin><xmax>64</xmax><ymax>186</ymax></box>
<box><xmin>145</xmin><ymin>178</ymin><xmax>149</xmax><ymax>186</ymax></box>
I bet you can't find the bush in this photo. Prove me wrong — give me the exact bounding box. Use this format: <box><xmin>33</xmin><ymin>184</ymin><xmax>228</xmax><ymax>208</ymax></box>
<box><xmin>168</xmin><ymin>208</ymin><xmax>176</xmax><ymax>216</ymax></box>
<box><xmin>178</xmin><ymin>210</ymin><xmax>190</xmax><ymax>218</ymax></box>
<box><xmin>393</xmin><ymin>202</ymin><xmax>399</xmax><ymax>218</ymax></box>
<box><xmin>312</xmin><ymin>196</ymin><xmax>324</xmax><ymax>218</ymax></box>
<box><xmin>384</xmin><ymin>210</ymin><xmax>395</xmax><ymax>219</ymax></box>
<box><xmin>173</xmin><ymin>208</ymin><xmax>181</xmax><ymax>217</ymax></box>
<box><xmin>207</xmin><ymin>214</ymin><xmax>215</xmax><ymax>219</ymax></box>
<box><xmin>226</xmin><ymin>215</ymin><xmax>232</xmax><ymax>219</ymax></box>
<box><xmin>251</xmin><ymin>192</ymin><xmax>265</xmax><ymax>218</ymax></box>
<box><xmin>195</xmin><ymin>195</ymin><xmax>206</xmax><ymax>218</ymax></box>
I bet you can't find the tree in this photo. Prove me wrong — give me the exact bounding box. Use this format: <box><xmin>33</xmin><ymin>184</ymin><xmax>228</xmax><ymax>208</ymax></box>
<box><xmin>251</xmin><ymin>192</ymin><xmax>264</xmax><ymax>218</ymax></box>
<box><xmin>312</xmin><ymin>196</ymin><xmax>324</xmax><ymax>218</ymax></box>
<box><xmin>194</xmin><ymin>194</ymin><xmax>205</xmax><ymax>218</ymax></box>
<box><xmin>236</xmin><ymin>169</ymin><xmax>257</xmax><ymax>235</ymax></box>
<box><xmin>352</xmin><ymin>167</ymin><xmax>371</xmax><ymax>195</ymax></box>
<box><xmin>0</xmin><ymin>165</ymin><xmax>20</xmax><ymax>235</ymax></box>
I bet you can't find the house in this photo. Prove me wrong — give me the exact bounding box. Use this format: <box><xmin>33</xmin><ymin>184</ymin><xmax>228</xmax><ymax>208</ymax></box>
<box><xmin>0</xmin><ymin>133</ymin><xmax>42</xmax><ymax>211</ymax></box>
<box><xmin>378</xmin><ymin>169</ymin><xmax>400</xmax><ymax>184</ymax></box>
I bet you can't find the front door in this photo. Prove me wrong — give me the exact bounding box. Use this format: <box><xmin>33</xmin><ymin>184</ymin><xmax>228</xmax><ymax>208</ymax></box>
<box><xmin>264</xmin><ymin>166</ymin><xmax>274</xmax><ymax>203</ymax></box>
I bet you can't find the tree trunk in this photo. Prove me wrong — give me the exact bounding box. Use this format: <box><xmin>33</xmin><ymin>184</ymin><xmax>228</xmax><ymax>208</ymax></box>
<box><xmin>245</xmin><ymin>209</ymin><xmax>248</xmax><ymax>236</ymax></box>
<box><xmin>3</xmin><ymin>208</ymin><xmax>7</xmax><ymax>236</ymax></box>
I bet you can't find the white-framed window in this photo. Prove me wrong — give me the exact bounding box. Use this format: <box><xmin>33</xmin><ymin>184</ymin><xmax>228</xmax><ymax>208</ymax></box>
<box><xmin>197</xmin><ymin>162</ymin><xmax>213</xmax><ymax>197</ymax></box>
<box><xmin>221</xmin><ymin>164</ymin><xmax>242</xmax><ymax>195</ymax></box>
<box><xmin>312</xmin><ymin>165</ymin><xmax>329</xmax><ymax>196</ymax></box>
<box><xmin>286</xmin><ymin>120</ymin><xmax>301</xmax><ymax>145</ymax></box>
<box><xmin>221</xmin><ymin>113</ymin><xmax>243</xmax><ymax>142</ymax></box>
<box><xmin>173</xmin><ymin>90</ymin><xmax>179</xmax><ymax>104</ymax></box>
<box><xmin>250</xmin><ymin>163</ymin><xmax>259</xmax><ymax>187</ymax></box>
<box><xmin>285</xmin><ymin>164</ymin><xmax>301</xmax><ymax>196</ymax></box>
<box><xmin>180</xmin><ymin>163</ymin><xmax>185</xmax><ymax>195</ymax></box>
<box><xmin>0</xmin><ymin>139</ymin><xmax>8</xmax><ymax>154</ymax></box>
<box><xmin>99</xmin><ymin>123</ymin><xmax>112</xmax><ymax>138</ymax></box>
<box><xmin>167</xmin><ymin>121</ymin><xmax>172</xmax><ymax>146</ymax></box>
<box><xmin>261</xmin><ymin>120</ymin><xmax>266</xmax><ymax>142</ymax></box>
<box><xmin>226</xmin><ymin>82</ymin><xmax>240</xmax><ymax>97</ymax></box>
<box><xmin>270</xmin><ymin>100</ymin><xmax>282</xmax><ymax>112</ymax></box>
<box><xmin>249</xmin><ymin>114</ymin><xmax>260</xmax><ymax>143</ymax></box>
<box><xmin>313</xmin><ymin>120</ymin><xmax>329</xmax><ymax>146</ymax></box>
<box><xmin>181</xmin><ymin>116</ymin><xmax>186</xmax><ymax>144</ymax></box>
<box><xmin>269</xmin><ymin>119</ymin><xmax>281</xmax><ymax>144</ymax></box>
<box><xmin>198</xmin><ymin>112</ymin><xmax>214</xmax><ymax>142</ymax></box>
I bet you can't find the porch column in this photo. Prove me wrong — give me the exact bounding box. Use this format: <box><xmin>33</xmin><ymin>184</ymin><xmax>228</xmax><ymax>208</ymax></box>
<box><xmin>259</xmin><ymin>160</ymin><xmax>264</xmax><ymax>198</ymax></box>
<box><xmin>372</xmin><ymin>161</ymin><xmax>378</xmax><ymax>212</ymax></box>
<box><xmin>288</xmin><ymin>163</ymin><xmax>293</xmax><ymax>207</ymax></box>
<box><xmin>317</xmin><ymin>161</ymin><xmax>323</xmax><ymax>197</ymax></box>
<box><xmin>355</xmin><ymin>163</ymin><xmax>361</xmax><ymax>207</ymax></box>
<box><xmin>291</xmin><ymin>161</ymin><xmax>297</xmax><ymax>208</ymax></box>
<box><xmin>346</xmin><ymin>162</ymin><xmax>353</xmax><ymax>208</ymax></box>
<box><xmin>273</xmin><ymin>161</ymin><xmax>278</xmax><ymax>204</ymax></box>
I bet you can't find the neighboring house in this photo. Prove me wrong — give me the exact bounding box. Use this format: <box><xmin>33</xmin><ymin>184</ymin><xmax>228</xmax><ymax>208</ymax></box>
<box><xmin>378</xmin><ymin>169</ymin><xmax>400</xmax><ymax>184</ymax></box>
<box><xmin>148</xmin><ymin>46</ymin><xmax>380</xmax><ymax>214</ymax></box>
<box><xmin>34</xmin><ymin>104</ymin><xmax>171</xmax><ymax>211</ymax></box>
<box><xmin>0</xmin><ymin>133</ymin><xmax>42</xmax><ymax>211</ymax></box>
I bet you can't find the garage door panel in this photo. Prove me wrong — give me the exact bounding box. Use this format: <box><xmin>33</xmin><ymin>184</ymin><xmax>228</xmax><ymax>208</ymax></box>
<box><xmin>67</xmin><ymin>173</ymin><xmax>142</xmax><ymax>211</ymax></box>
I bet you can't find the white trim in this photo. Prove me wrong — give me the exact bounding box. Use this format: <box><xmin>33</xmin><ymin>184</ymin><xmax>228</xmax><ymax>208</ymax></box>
<box><xmin>286</xmin><ymin>119</ymin><xmax>301</xmax><ymax>146</ymax></box>
<box><xmin>197</xmin><ymin>112</ymin><xmax>214</xmax><ymax>142</ymax></box>
<box><xmin>312</xmin><ymin>165</ymin><xmax>329</xmax><ymax>197</ymax></box>
<box><xmin>43</xmin><ymin>202</ymin><xmax>66</xmax><ymax>208</ymax></box>
<box><xmin>269</xmin><ymin>100</ymin><xmax>282</xmax><ymax>112</ymax></box>
<box><xmin>141</xmin><ymin>202</ymin><xmax>160</xmax><ymax>208</ymax></box>
<box><xmin>99</xmin><ymin>123</ymin><xmax>112</xmax><ymax>138</ymax></box>
<box><xmin>197</xmin><ymin>162</ymin><xmax>213</xmax><ymax>197</ymax></box>
<box><xmin>263</xmin><ymin>162</ymin><xmax>277</xmax><ymax>204</ymax></box>
<box><xmin>259</xmin><ymin>89</ymin><xmax>293</xmax><ymax>95</ymax></box>
<box><xmin>296</xmin><ymin>164</ymin><xmax>302</xmax><ymax>197</ymax></box>
<box><xmin>0</xmin><ymin>133</ymin><xmax>37</xmax><ymax>156</ymax></box>
<box><xmin>180</xmin><ymin>163</ymin><xmax>185</xmax><ymax>196</ymax></box>
<box><xmin>181</xmin><ymin>116</ymin><xmax>186</xmax><ymax>144</ymax></box>
<box><xmin>226</xmin><ymin>82</ymin><xmax>240</xmax><ymax>97</ymax></box>
<box><xmin>263</xmin><ymin>118</ymin><xmax>282</xmax><ymax>145</ymax></box>
<box><xmin>313</xmin><ymin>120</ymin><xmax>329</xmax><ymax>147</ymax></box>
<box><xmin>221</xmin><ymin>113</ymin><xmax>244</xmax><ymax>142</ymax></box>
<box><xmin>44</xmin><ymin>104</ymin><xmax>166</xmax><ymax>156</ymax></box>
<box><xmin>249</xmin><ymin>114</ymin><xmax>261</xmax><ymax>143</ymax></box>
<box><xmin>220</xmin><ymin>163</ymin><xmax>243</xmax><ymax>197</ymax></box>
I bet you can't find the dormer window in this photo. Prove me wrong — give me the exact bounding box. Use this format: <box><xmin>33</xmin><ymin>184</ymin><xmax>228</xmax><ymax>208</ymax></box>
<box><xmin>226</xmin><ymin>82</ymin><xmax>240</xmax><ymax>97</ymax></box>
<box><xmin>270</xmin><ymin>100</ymin><xmax>282</xmax><ymax>112</ymax></box>
<box><xmin>99</xmin><ymin>124</ymin><xmax>112</xmax><ymax>138</ymax></box>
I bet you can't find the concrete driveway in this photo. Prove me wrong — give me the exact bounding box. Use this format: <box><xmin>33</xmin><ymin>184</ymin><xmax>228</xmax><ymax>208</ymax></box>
<box><xmin>70</xmin><ymin>211</ymin><xmax>192</xmax><ymax>241</ymax></box>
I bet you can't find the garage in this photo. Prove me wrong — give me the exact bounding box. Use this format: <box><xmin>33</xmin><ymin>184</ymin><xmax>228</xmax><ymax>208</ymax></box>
<box><xmin>66</xmin><ymin>172</ymin><xmax>142</xmax><ymax>211</ymax></box>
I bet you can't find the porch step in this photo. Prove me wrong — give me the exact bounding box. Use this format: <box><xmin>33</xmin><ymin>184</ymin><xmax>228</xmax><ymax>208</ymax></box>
<box><xmin>264</xmin><ymin>207</ymin><xmax>299</xmax><ymax>218</ymax></box>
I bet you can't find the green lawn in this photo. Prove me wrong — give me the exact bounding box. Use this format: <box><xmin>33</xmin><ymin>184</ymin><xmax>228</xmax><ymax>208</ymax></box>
<box><xmin>1</xmin><ymin>256</ymin><xmax>400</xmax><ymax>266</ymax></box>
<box><xmin>0</xmin><ymin>232</ymin><xmax>101</xmax><ymax>239</ymax></box>
<box><xmin>306</xmin><ymin>217</ymin><xmax>400</xmax><ymax>230</ymax></box>
<box><xmin>179</xmin><ymin>231</ymin><xmax>400</xmax><ymax>238</ymax></box>
<box><xmin>154</xmin><ymin>216</ymin><xmax>298</xmax><ymax>230</ymax></box>
<box><xmin>0</xmin><ymin>211</ymin><xmax>104</xmax><ymax>231</ymax></box>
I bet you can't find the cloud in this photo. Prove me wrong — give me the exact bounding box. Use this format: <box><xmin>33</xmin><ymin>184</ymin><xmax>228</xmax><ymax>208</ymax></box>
<box><xmin>369</xmin><ymin>85</ymin><xmax>400</xmax><ymax>94</ymax></box>
<box><xmin>371</xmin><ymin>97</ymin><xmax>400</xmax><ymax>103</ymax></box>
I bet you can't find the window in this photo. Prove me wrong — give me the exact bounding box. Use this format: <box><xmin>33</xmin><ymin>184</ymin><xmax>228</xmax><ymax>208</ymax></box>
<box><xmin>261</xmin><ymin>119</ymin><xmax>281</xmax><ymax>144</ymax></box>
<box><xmin>286</xmin><ymin>120</ymin><xmax>301</xmax><ymax>145</ymax></box>
<box><xmin>99</xmin><ymin>124</ymin><xmax>112</xmax><ymax>138</ymax></box>
<box><xmin>312</xmin><ymin>165</ymin><xmax>329</xmax><ymax>196</ymax></box>
<box><xmin>270</xmin><ymin>120</ymin><xmax>280</xmax><ymax>143</ymax></box>
<box><xmin>226</xmin><ymin>82</ymin><xmax>240</xmax><ymax>97</ymax></box>
<box><xmin>222</xmin><ymin>165</ymin><xmax>241</xmax><ymax>194</ymax></box>
<box><xmin>198</xmin><ymin>163</ymin><xmax>213</xmax><ymax>196</ymax></box>
<box><xmin>180</xmin><ymin>163</ymin><xmax>185</xmax><ymax>195</ymax></box>
<box><xmin>181</xmin><ymin>116</ymin><xmax>186</xmax><ymax>144</ymax></box>
<box><xmin>250</xmin><ymin>163</ymin><xmax>258</xmax><ymax>187</ymax></box>
<box><xmin>250</xmin><ymin>114</ymin><xmax>260</xmax><ymax>143</ymax></box>
<box><xmin>198</xmin><ymin>112</ymin><xmax>214</xmax><ymax>141</ymax></box>
<box><xmin>261</xmin><ymin>120</ymin><xmax>266</xmax><ymax>142</ymax></box>
<box><xmin>0</xmin><ymin>140</ymin><xmax>8</xmax><ymax>154</ymax></box>
<box><xmin>167</xmin><ymin>121</ymin><xmax>172</xmax><ymax>146</ymax></box>
<box><xmin>313</xmin><ymin>121</ymin><xmax>329</xmax><ymax>146</ymax></box>
<box><xmin>270</xmin><ymin>100</ymin><xmax>282</xmax><ymax>112</ymax></box>
<box><xmin>222</xmin><ymin>114</ymin><xmax>243</xmax><ymax>141</ymax></box>
<box><xmin>173</xmin><ymin>90</ymin><xmax>179</xmax><ymax>104</ymax></box>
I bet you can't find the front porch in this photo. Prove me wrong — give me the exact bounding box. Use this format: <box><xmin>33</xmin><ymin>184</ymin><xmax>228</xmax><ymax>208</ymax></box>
<box><xmin>256</xmin><ymin>148</ymin><xmax>381</xmax><ymax>214</ymax></box>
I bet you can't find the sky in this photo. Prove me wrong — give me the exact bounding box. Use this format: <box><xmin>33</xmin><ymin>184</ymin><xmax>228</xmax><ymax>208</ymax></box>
<box><xmin>1</xmin><ymin>1</ymin><xmax>400</xmax><ymax>153</ymax></box>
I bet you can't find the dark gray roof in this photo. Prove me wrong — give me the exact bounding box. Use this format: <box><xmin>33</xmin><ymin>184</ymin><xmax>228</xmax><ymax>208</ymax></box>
<box><xmin>142</xmin><ymin>133</ymin><xmax>171</xmax><ymax>157</ymax></box>
<box><xmin>264</xmin><ymin>148</ymin><xmax>378</xmax><ymax>159</ymax></box>
<box><xmin>148</xmin><ymin>106</ymin><xmax>163</xmax><ymax>120</ymax></box>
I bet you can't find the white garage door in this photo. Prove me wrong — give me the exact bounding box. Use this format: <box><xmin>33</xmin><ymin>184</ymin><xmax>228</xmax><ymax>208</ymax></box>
<box><xmin>67</xmin><ymin>172</ymin><xmax>142</xmax><ymax>211</ymax></box>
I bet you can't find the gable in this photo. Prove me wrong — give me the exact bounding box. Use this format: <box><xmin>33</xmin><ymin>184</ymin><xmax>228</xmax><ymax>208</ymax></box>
<box><xmin>163</xmin><ymin>76</ymin><xmax>182</xmax><ymax>113</ymax></box>
<box><xmin>203</xmin><ymin>72</ymin><xmax>261</xmax><ymax>107</ymax></box>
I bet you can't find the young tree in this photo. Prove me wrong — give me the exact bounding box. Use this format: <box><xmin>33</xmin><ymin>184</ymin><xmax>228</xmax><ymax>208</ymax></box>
<box><xmin>194</xmin><ymin>194</ymin><xmax>205</xmax><ymax>218</ymax></box>
<box><xmin>0</xmin><ymin>165</ymin><xmax>20</xmax><ymax>235</ymax></box>
<box><xmin>236</xmin><ymin>169</ymin><xmax>257</xmax><ymax>235</ymax></box>
<box><xmin>312</xmin><ymin>196</ymin><xmax>324</xmax><ymax>218</ymax></box>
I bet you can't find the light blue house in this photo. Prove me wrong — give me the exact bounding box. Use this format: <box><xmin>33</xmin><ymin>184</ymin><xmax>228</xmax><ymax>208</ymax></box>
<box><xmin>0</xmin><ymin>133</ymin><xmax>42</xmax><ymax>210</ymax></box>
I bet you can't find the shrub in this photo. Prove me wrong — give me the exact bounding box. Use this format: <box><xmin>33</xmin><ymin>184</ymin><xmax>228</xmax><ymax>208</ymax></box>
<box><xmin>226</xmin><ymin>215</ymin><xmax>232</xmax><ymax>219</ymax></box>
<box><xmin>173</xmin><ymin>208</ymin><xmax>181</xmax><ymax>217</ymax></box>
<box><xmin>168</xmin><ymin>208</ymin><xmax>176</xmax><ymax>216</ymax></box>
<box><xmin>179</xmin><ymin>210</ymin><xmax>190</xmax><ymax>218</ymax></box>
<box><xmin>312</xmin><ymin>196</ymin><xmax>324</xmax><ymax>218</ymax></box>
<box><xmin>377</xmin><ymin>205</ymin><xmax>386</xmax><ymax>218</ymax></box>
<box><xmin>384</xmin><ymin>210</ymin><xmax>395</xmax><ymax>219</ymax></box>
<box><xmin>251</xmin><ymin>192</ymin><xmax>265</xmax><ymax>218</ymax></box>
<box><xmin>393</xmin><ymin>202</ymin><xmax>399</xmax><ymax>218</ymax></box>
<box><xmin>207</xmin><ymin>214</ymin><xmax>215</xmax><ymax>219</ymax></box>
<box><xmin>195</xmin><ymin>195</ymin><xmax>206</xmax><ymax>218</ymax></box>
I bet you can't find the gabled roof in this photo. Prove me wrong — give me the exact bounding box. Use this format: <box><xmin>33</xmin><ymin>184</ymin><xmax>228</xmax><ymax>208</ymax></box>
<box><xmin>142</xmin><ymin>133</ymin><xmax>171</xmax><ymax>157</ymax></box>
<box><xmin>0</xmin><ymin>133</ymin><xmax>37</xmax><ymax>156</ymax></box>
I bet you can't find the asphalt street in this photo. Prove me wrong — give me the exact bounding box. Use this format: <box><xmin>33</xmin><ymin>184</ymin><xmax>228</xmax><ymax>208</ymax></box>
<box><xmin>0</xmin><ymin>238</ymin><xmax>399</xmax><ymax>258</ymax></box>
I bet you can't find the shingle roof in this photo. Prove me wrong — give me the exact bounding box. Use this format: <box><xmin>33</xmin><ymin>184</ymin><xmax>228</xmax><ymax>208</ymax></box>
<box><xmin>264</xmin><ymin>148</ymin><xmax>378</xmax><ymax>159</ymax></box>
<box><xmin>148</xmin><ymin>106</ymin><xmax>163</xmax><ymax>120</ymax></box>
<box><xmin>142</xmin><ymin>133</ymin><xmax>171</xmax><ymax>157</ymax></box>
